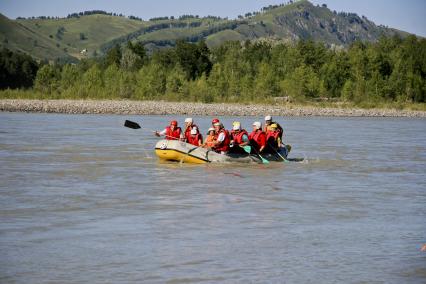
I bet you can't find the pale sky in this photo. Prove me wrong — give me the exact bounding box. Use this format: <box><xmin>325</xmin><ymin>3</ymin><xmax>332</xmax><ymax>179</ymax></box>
<box><xmin>1</xmin><ymin>0</ymin><xmax>425</xmax><ymax>36</ymax></box>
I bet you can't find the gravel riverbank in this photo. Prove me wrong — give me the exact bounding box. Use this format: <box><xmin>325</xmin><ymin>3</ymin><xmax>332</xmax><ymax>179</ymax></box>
<box><xmin>1</xmin><ymin>99</ymin><xmax>425</xmax><ymax>117</ymax></box>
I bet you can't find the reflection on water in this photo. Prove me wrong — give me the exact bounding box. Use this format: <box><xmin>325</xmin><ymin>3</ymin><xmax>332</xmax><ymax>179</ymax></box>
<box><xmin>0</xmin><ymin>112</ymin><xmax>425</xmax><ymax>283</ymax></box>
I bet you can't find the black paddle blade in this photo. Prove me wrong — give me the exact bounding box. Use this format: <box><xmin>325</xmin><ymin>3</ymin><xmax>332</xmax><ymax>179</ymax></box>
<box><xmin>124</xmin><ymin>120</ymin><xmax>141</xmax><ymax>129</ymax></box>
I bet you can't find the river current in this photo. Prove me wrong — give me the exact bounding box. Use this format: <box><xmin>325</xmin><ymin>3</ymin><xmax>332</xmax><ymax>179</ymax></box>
<box><xmin>0</xmin><ymin>112</ymin><xmax>425</xmax><ymax>283</ymax></box>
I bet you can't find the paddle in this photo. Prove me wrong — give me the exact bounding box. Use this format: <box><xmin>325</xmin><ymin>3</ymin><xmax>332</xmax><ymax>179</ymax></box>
<box><xmin>242</xmin><ymin>145</ymin><xmax>251</xmax><ymax>154</ymax></box>
<box><xmin>124</xmin><ymin>120</ymin><xmax>180</xmax><ymax>140</ymax></box>
<box><xmin>268</xmin><ymin>142</ymin><xmax>290</xmax><ymax>163</ymax></box>
<box><xmin>249</xmin><ymin>143</ymin><xmax>269</xmax><ymax>164</ymax></box>
<box><xmin>124</xmin><ymin>120</ymin><xmax>141</xmax><ymax>129</ymax></box>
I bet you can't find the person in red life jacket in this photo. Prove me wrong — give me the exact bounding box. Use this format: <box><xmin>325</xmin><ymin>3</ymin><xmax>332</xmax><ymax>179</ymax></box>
<box><xmin>211</xmin><ymin>121</ymin><xmax>230</xmax><ymax>154</ymax></box>
<box><xmin>211</xmin><ymin>118</ymin><xmax>220</xmax><ymax>128</ymax></box>
<box><xmin>186</xmin><ymin>127</ymin><xmax>203</xmax><ymax>146</ymax></box>
<box><xmin>263</xmin><ymin>115</ymin><xmax>284</xmax><ymax>142</ymax></box>
<box><xmin>183</xmin><ymin>117</ymin><xmax>199</xmax><ymax>142</ymax></box>
<box><xmin>229</xmin><ymin>121</ymin><xmax>249</xmax><ymax>154</ymax></box>
<box><xmin>265</xmin><ymin>123</ymin><xmax>282</xmax><ymax>153</ymax></box>
<box><xmin>249</xmin><ymin>121</ymin><xmax>267</xmax><ymax>153</ymax></box>
<box><xmin>155</xmin><ymin>120</ymin><xmax>182</xmax><ymax>140</ymax></box>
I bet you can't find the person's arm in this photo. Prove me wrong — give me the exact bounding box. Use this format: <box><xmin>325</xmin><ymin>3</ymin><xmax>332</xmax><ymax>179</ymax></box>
<box><xmin>213</xmin><ymin>132</ymin><xmax>225</xmax><ymax>146</ymax></box>
<box><xmin>155</xmin><ymin>128</ymin><xmax>167</xmax><ymax>137</ymax></box>
<box><xmin>278</xmin><ymin>124</ymin><xmax>284</xmax><ymax>140</ymax></box>
<box><xmin>277</xmin><ymin>136</ymin><xmax>283</xmax><ymax>147</ymax></box>
<box><xmin>179</xmin><ymin>128</ymin><xmax>185</xmax><ymax>141</ymax></box>
<box><xmin>239</xmin><ymin>134</ymin><xmax>249</xmax><ymax>147</ymax></box>
<box><xmin>259</xmin><ymin>133</ymin><xmax>266</xmax><ymax>152</ymax></box>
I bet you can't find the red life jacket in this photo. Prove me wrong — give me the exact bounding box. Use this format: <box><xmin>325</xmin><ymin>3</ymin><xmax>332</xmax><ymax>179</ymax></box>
<box><xmin>184</xmin><ymin>124</ymin><xmax>199</xmax><ymax>141</ymax></box>
<box><xmin>165</xmin><ymin>126</ymin><xmax>182</xmax><ymax>140</ymax></box>
<box><xmin>266</xmin><ymin>130</ymin><xmax>280</xmax><ymax>148</ymax></box>
<box><xmin>232</xmin><ymin>129</ymin><xmax>248</xmax><ymax>145</ymax></box>
<box><xmin>266</xmin><ymin>130</ymin><xmax>280</xmax><ymax>142</ymax></box>
<box><xmin>187</xmin><ymin>133</ymin><xmax>202</xmax><ymax>146</ymax></box>
<box><xmin>214</xmin><ymin>128</ymin><xmax>230</xmax><ymax>153</ymax></box>
<box><xmin>249</xmin><ymin>130</ymin><xmax>266</xmax><ymax>151</ymax></box>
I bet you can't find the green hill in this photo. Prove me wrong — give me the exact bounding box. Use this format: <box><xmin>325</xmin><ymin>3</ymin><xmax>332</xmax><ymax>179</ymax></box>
<box><xmin>1</xmin><ymin>0</ymin><xmax>411</xmax><ymax>60</ymax></box>
<box><xmin>0</xmin><ymin>13</ymin><xmax>75</xmax><ymax>61</ymax></box>
<box><xmin>17</xmin><ymin>14</ymin><xmax>146</xmax><ymax>58</ymax></box>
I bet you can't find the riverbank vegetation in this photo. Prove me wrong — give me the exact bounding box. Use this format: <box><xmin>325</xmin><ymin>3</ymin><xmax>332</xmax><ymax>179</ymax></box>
<box><xmin>1</xmin><ymin>35</ymin><xmax>425</xmax><ymax>109</ymax></box>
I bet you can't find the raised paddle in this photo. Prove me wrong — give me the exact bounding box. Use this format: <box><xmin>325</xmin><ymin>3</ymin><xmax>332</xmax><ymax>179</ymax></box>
<box><xmin>124</xmin><ymin>120</ymin><xmax>141</xmax><ymax>129</ymax></box>
<box><xmin>124</xmin><ymin>120</ymin><xmax>180</xmax><ymax>140</ymax></box>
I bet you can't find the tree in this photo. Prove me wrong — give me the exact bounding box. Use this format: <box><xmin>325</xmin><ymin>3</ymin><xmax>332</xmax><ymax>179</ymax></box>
<box><xmin>81</xmin><ymin>64</ymin><xmax>103</xmax><ymax>97</ymax></box>
<box><xmin>60</xmin><ymin>64</ymin><xmax>80</xmax><ymax>91</ymax></box>
<box><xmin>0</xmin><ymin>48</ymin><xmax>39</xmax><ymax>89</ymax></box>
<box><xmin>134</xmin><ymin>63</ymin><xmax>166</xmax><ymax>99</ymax></box>
<box><xmin>127</xmin><ymin>41</ymin><xmax>147</xmax><ymax>65</ymax></box>
<box><xmin>34</xmin><ymin>65</ymin><xmax>60</xmax><ymax>94</ymax></box>
<box><xmin>121</xmin><ymin>47</ymin><xmax>143</xmax><ymax>71</ymax></box>
<box><xmin>165</xmin><ymin>65</ymin><xmax>188</xmax><ymax>100</ymax></box>
<box><xmin>105</xmin><ymin>44</ymin><xmax>122</xmax><ymax>67</ymax></box>
<box><xmin>175</xmin><ymin>39</ymin><xmax>212</xmax><ymax>80</ymax></box>
<box><xmin>253</xmin><ymin>62</ymin><xmax>277</xmax><ymax>98</ymax></box>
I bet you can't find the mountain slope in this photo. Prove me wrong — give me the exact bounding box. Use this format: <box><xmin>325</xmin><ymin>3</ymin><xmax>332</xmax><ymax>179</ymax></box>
<box><xmin>242</xmin><ymin>0</ymin><xmax>409</xmax><ymax>45</ymax></box>
<box><xmin>1</xmin><ymin>0</ymin><xmax>412</xmax><ymax>60</ymax></box>
<box><xmin>17</xmin><ymin>14</ymin><xmax>146</xmax><ymax>57</ymax></box>
<box><xmin>0</xmin><ymin>13</ymin><xmax>75</xmax><ymax>61</ymax></box>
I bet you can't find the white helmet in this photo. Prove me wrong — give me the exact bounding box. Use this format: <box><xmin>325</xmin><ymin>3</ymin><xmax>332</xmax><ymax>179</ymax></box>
<box><xmin>264</xmin><ymin>115</ymin><xmax>272</xmax><ymax>121</ymax></box>
<box><xmin>190</xmin><ymin>127</ymin><xmax>198</xmax><ymax>135</ymax></box>
<box><xmin>252</xmin><ymin>121</ymin><xmax>261</xmax><ymax>129</ymax></box>
<box><xmin>184</xmin><ymin>117</ymin><xmax>193</xmax><ymax>123</ymax></box>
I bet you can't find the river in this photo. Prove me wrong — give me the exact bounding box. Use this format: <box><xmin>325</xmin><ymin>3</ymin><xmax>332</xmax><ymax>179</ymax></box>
<box><xmin>0</xmin><ymin>112</ymin><xmax>425</xmax><ymax>283</ymax></box>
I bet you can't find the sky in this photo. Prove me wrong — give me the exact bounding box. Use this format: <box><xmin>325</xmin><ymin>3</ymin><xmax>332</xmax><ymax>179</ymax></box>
<box><xmin>1</xmin><ymin>0</ymin><xmax>425</xmax><ymax>37</ymax></box>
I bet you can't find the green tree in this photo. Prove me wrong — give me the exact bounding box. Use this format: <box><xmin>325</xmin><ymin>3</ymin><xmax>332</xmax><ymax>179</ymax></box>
<box><xmin>121</xmin><ymin>47</ymin><xmax>143</xmax><ymax>71</ymax></box>
<box><xmin>252</xmin><ymin>62</ymin><xmax>277</xmax><ymax>99</ymax></box>
<box><xmin>127</xmin><ymin>41</ymin><xmax>147</xmax><ymax>66</ymax></box>
<box><xmin>82</xmin><ymin>64</ymin><xmax>103</xmax><ymax>97</ymax></box>
<box><xmin>175</xmin><ymin>39</ymin><xmax>212</xmax><ymax>80</ymax></box>
<box><xmin>105</xmin><ymin>44</ymin><xmax>122</xmax><ymax>67</ymax></box>
<box><xmin>165</xmin><ymin>65</ymin><xmax>188</xmax><ymax>100</ymax></box>
<box><xmin>134</xmin><ymin>63</ymin><xmax>166</xmax><ymax>99</ymax></box>
<box><xmin>60</xmin><ymin>64</ymin><xmax>80</xmax><ymax>92</ymax></box>
<box><xmin>34</xmin><ymin>64</ymin><xmax>60</xmax><ymax>94</ymax></box>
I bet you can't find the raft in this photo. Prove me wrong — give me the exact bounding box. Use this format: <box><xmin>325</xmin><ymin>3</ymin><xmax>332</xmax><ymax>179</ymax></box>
<box><xmin>154</xmin><ymin>139</ymin><xmax>290</xmax><ymax>164</ymax></box>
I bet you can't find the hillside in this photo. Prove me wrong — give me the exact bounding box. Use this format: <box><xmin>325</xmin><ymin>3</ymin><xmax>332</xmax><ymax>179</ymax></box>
<box><xmin>0</xmin><ymin>13</ymin><xmax>76</xmax><ymax>61</ymax></box>
<box><xmin>17</xmin><ymin>14</ymin><xmax>146</xmax><ymax>58</ymax></box>
<box><xmin>1</xmin><ymin>0</ymin><xmax>411</xmax><ymax>60</ymax></box>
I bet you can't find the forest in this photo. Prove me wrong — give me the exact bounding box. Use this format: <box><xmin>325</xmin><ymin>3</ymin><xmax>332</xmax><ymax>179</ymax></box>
<box><xmin>1</xmin><ymin>35</ymin><xmax>425</xmax><ymax>108</ymax></box>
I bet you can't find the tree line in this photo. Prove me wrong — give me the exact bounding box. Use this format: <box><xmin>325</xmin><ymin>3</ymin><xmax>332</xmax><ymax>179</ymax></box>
<box><xmin>1</xmin><ymin>35</ymin><xmax>425</xmax><ymax>105</ymax></box>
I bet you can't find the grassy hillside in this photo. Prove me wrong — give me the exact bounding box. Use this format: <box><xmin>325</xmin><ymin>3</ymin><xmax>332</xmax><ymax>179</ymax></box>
<box><xmin>1</xmin><ymin>0</ymin><xmax>412</xmax><ymax>60</ymax></box>
<box><xmin>0</xmin><ymin>13</ymin><xmax>75</xmax><ymax>61</ymax></box>
<box><xmin>17</xmin><ymin>14</ymin><xmax>146</xmax><ymax>58</ymax></box>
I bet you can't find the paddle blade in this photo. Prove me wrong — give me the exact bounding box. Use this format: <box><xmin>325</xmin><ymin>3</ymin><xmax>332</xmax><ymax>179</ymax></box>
<box><xmin>242</xmin><ymin>145</ymin><xmax>251</xmax><ymax>154</ymax></box>
<box><xmin>257</xmin><ymin>154</ymin><xmax>269</xmax><ymax>164</ymax></box>
<box><xmin>124</xmin><ymin>120</ymin><xmax>141</xmax><ymax>129</ymax></box>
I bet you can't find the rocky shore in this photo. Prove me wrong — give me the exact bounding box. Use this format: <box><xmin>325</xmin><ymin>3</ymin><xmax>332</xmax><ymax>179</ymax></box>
<box><xmin>1</xmin><ymin>99</ymin><xmax>425</xmax><ymax>117</ymax></box>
